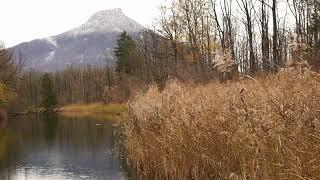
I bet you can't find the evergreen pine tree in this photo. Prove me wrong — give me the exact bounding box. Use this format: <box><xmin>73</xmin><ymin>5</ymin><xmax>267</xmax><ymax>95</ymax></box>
<box><xmin>114</xmin><ymin>31</ymin><xmax>138</xmax><ymax>73</ymax></box>
<box><xmin>41</xmin><ymin>73</ymin><xmax>57</xmax><ymax>109</ymax></box>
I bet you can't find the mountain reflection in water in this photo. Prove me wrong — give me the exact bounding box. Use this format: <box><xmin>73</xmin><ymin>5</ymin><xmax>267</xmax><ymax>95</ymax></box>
<box><xmin>0</xmin><ymin>114</ymin><xmax>127</xmax><ymax>180</ymax></box>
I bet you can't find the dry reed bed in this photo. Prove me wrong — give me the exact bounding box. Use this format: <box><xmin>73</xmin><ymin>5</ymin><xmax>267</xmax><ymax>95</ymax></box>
<box><xmin>122</xmin><ymin>71</ymin><xmax>320</xmax><ymax>179</ymax></box>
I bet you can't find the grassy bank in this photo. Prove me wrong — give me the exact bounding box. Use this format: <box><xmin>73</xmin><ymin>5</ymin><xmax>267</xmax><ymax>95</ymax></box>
<box><xmin>122</xmin><ymin>70</ymin><xmax>320</xmax><ymax>179</ymax></box>
<box><xmin>58</xmin><ymin>103</ymin><xmax>128</xmax><ymax>121</ymax></box>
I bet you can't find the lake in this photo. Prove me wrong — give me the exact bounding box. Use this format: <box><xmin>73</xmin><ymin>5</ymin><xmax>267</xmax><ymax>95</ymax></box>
<box><xmin>0</xmin><ymin>114</ymin><xmax>128</xmax><ymax>180</ymax></box>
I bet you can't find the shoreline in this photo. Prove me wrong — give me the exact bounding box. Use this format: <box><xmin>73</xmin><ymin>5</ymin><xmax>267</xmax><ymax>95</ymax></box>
<box><xmin>58</xmin><ymin>103</ymin><xmax>128</xmax><ymax>121</ymax></box>
<box><xmin>13</xmin><ymin>103</ymin><xmax>128</xmax><ymax>121</ymax></box>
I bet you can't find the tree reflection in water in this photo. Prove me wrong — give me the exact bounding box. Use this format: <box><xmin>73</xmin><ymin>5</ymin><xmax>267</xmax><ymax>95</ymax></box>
<box><xmin>43</xmin><ymin>112</ymin><xmax>58</xmax><ymax>145</ymax></box>
<box><xmin>0</xmin><ymin>122</ymin><xmax>19</xmax><ymax>180</ymax></box>
<box><xmin>0</xmin><ymin>114</ymin><xmax>128</xmax><ymax>179</ymax></box>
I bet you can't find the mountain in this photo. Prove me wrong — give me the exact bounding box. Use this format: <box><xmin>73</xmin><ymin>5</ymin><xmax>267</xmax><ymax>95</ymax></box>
<box><xmin>12</xmin><ymin>8</ymin><xmax>144</xmax><ymax>72</ymax></box>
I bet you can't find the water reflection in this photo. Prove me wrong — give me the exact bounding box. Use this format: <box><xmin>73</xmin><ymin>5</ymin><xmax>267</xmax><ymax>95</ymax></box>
<box><xmin>0</xmin><ymin>114</ymin><xmax>128</xmax><ymax>180</ymax></box>
<box><xmin>43</xmin><ymin>113</ymin><xmax>58</xmax><ymax>145</ymax></box>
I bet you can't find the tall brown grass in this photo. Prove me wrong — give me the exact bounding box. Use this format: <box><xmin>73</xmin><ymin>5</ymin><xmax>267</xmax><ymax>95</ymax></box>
<box><xmin>122</xmin><ymin>70</ymin><xmax>320</xmax><ymax>179</ymax></box>
<box><xmin>57</xmin><ymin>103</ymin><xmax>128</xmax><ymax>121</ymax></box>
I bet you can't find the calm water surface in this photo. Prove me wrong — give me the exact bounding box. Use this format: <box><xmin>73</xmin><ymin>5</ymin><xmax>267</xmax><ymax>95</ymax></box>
<box><xmin>0</xmin><ymin>114</ymin><xmax>128</xmax><ymax>180</ymax></box>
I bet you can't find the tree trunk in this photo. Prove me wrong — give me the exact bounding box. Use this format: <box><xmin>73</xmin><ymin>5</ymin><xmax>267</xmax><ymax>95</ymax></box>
<box><xmin>272</xmin><ymin>0</ymin><xmax>278</xmax><ymax>70</ymax></box>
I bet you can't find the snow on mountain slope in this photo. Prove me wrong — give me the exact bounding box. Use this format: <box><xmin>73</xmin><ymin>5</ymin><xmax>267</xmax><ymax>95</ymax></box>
<box><xmin>13</xmin><ymin>8</ymin><xmax>144</xmax><ymax>72</ymax></box>
<box><xmin>67</xmin><ymin>8</ymin><xmax>143</xmax><ymax>36</ymax></box>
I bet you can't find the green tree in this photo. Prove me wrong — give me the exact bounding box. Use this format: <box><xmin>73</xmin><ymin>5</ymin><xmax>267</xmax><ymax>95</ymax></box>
<box><xmin>114</xmin><ymin>31</ymin><xmax>142</xmax><ymax>74</ymax></box>
<box><xmin>41</xmin><ymin>73</ymin><xmax>57</xmax><ymax>109</ymax></box>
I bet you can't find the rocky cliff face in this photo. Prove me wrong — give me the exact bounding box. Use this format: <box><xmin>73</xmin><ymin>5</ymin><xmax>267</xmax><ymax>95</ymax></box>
<box><xmin>12</xmin><ymin>9</ymin><xmax>144</xmax><ymax>72</ymax></box>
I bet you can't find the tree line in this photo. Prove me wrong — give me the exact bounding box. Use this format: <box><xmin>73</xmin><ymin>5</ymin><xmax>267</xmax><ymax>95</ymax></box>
<box><xmin>113</xmin><ymin>0</ymin><xmax>320</xmax><ymax>83</ymax></box>
<box><xmin>156</xmin><ymin>0</ymin><xmax>319</xmax><ymax>74</ymax></box>
<box><xmin>17</xmin><ymin>65</ymin><xmax>142</xmax><ymax>107</ymax></box>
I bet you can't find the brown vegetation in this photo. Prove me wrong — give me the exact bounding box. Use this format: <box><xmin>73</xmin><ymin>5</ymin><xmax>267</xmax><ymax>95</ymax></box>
<box><xmin>17</xmin><ymin>67</ymin><xmax>143</xmax><ymax>107</ymax></box>
<box><xmin>122</xmin><ymin>70</ymin><xmax>320</xmax><ymax>179</ymax></box>
<box><xmin>57</xmin><ymin>103</ymin><xmax>128</xmax><ymax>121</ymax></box>
<box><xmin>0</xmin><ymin>45</ymin><xmax>23</xmax><ymax>90</ymax></box>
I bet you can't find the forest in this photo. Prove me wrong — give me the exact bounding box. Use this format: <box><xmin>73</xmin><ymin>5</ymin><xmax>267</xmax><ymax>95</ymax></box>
<box><xmin>1</xmin><ymin>0</ymin><xmax>320</xmax><ymax>179</ymax></box>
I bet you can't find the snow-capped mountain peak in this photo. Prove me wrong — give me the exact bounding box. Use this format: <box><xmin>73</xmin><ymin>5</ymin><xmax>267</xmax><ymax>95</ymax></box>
<box><xmin>67</xmin><ymin>8</ymin><xmax>144</xmax><ymax>36</ymax></box>
<box><xmin>13</xmin><ymin>9</ymin><xmax>145</xmax><ymax>72</ymax></box>
<box><xmin>88</xmin><ymin>8</ymin><xmax>124</xmax><ymax>22</ymax></box>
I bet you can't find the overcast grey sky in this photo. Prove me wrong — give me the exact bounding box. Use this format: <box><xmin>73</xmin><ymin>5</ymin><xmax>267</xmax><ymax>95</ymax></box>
<box><xmin>0</xmin><ymin>0</ymin><xmax>163</xmax><ymax>47</ymax></box>
<box><xmin>1</xmin><ymin>0</ymin><xmax>298</xmax><ymax>47</ymax></box>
